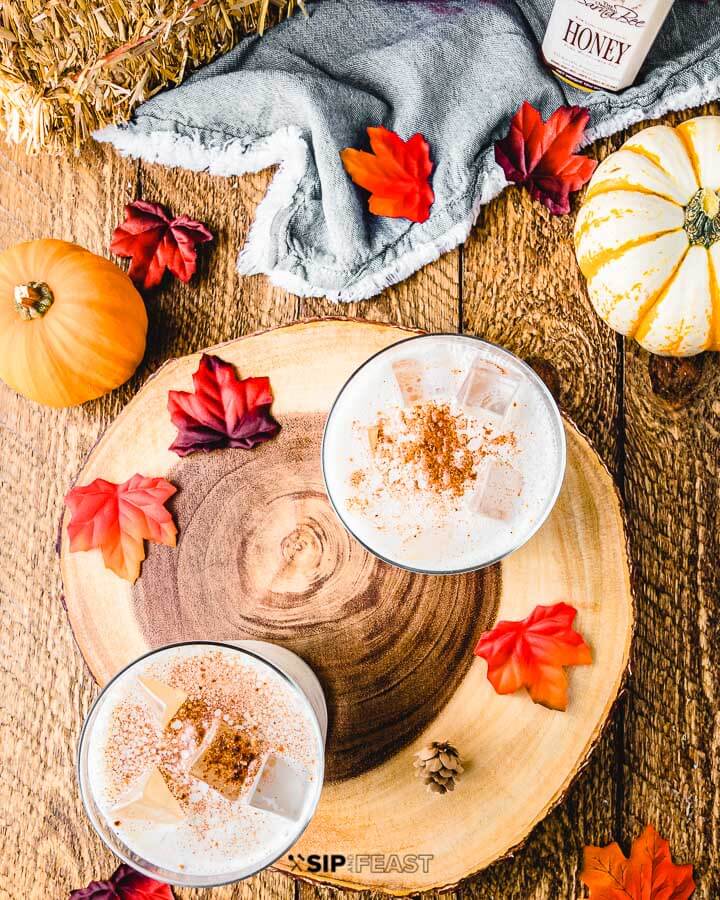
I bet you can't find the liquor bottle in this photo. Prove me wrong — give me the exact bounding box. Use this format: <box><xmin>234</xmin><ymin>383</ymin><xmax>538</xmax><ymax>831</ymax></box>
<box><xmin>542</xmin><ymin>0</ymin><xmax>675</xmax><ymax>92</ymax></box>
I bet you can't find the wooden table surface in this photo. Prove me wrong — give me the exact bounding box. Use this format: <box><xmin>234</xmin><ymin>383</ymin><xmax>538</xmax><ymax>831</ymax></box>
<box><xmin>1</xmin><ymin>102</ymin><xmax>718</xmax><ymax>899</ymax></box>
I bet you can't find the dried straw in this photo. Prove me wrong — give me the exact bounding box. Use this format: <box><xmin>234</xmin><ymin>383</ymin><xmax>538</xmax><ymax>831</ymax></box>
<box><xmin>0</xmin><ymin>0</ymin><xmax>304</xmax><ymax>155</ymax></box>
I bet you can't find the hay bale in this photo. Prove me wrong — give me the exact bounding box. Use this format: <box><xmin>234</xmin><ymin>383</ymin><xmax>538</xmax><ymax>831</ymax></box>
<box><xmin>0</xmin><ymin>0</ymin><xmax>305</xmax><ymax>155</ymax></box>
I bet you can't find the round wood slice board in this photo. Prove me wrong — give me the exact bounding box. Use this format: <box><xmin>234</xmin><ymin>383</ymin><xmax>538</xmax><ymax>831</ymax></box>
<box><xmin>61</xmin><ymin>318</ymin><xmax>633</xmax><ymax>894</ymax></box>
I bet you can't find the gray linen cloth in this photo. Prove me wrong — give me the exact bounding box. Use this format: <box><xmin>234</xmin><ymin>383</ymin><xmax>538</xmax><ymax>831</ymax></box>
<box><xmin>96</xmin><ymin>0</ymin><xmax>720</xmax><ymax>301</ymax></box>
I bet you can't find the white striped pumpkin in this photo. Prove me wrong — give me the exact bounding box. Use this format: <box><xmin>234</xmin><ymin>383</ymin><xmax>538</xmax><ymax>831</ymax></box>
<box><xmin>575</xmin><ymin>116</ymin><xmax>720</xmax><ymax>356</ymax></box>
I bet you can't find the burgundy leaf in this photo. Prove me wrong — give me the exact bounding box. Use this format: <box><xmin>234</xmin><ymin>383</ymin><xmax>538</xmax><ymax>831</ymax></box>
<box><xmin>167</xmin><ymin>353</ymin><xmax>281</xmax><ymax>456</ymax></box>
<box><xmin>110</xmin><ymin>200</ymin><xmax>212</xmax><ymax>290</ymax></box>
<box><xmin>494</xmin><ymin>101</ymin><xmax>597</xmax><ymax>215</ymax></box>
<box><xmin>70</xmin><ymin>863</ymin><xmax>174</xmax><ymax>899</ymax></box>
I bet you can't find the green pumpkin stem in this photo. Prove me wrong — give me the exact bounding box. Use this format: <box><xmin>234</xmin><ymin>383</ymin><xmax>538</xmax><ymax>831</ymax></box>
<box><xmin>684</xmin><ymin>188</ymin><xmax>720</xmax><ymax>249</ymax></box>
<box><xmin>14</xmin><ymin>281</ymin><xmax>54</xmax><ymax>320</ymax></box>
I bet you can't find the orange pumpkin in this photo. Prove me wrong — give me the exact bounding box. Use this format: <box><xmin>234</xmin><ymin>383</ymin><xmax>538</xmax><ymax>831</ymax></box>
<box><xmin>0</xmin><ymin>239</ymin><xmax>147</xmax><ymax>407</ymax></box>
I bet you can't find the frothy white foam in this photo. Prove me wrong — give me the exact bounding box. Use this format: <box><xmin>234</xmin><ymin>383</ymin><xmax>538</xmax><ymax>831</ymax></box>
<box><xmin>84</xmin><ymin>644</ymin><xmax>323</xmax><ymax>881</ymax></box>
<box><xmin>322</xmin><ymin>335</ymin><xmax>565</xmax><ymax>572</ymax></box>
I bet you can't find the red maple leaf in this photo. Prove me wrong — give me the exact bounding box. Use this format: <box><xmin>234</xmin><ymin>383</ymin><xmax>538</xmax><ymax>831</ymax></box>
<box><xmin>110</xmin><ymin>199</ymin><xmax>212</xmax><ymax>290</ymax></box>
<box><xmin>494</xmin><ymin>101</ymin><xmax>597</xmax><ymax>215</ymax></box>
<box><xmin>581</xmin><ymin>824</ymin><xmax>695</xmax><ymax>899</ymax></box>
<box><xmin>70</xmin><ymin>863</ymin><xmax>174</xmax><ymax>899</ymax></box>
<box><xmin>65</xmin><ymin>474</ymin><xmax>177</xmax><ymax>583</ymax></box>
<box><xmin>340</xmin><ymin>126</ymin><xmax>434</xmax><ymax>222</ymax></box>
<box><xmin>167</xmin><ymin>353</ymin><xmax>281</xmax><ymax>456</ymax></box>
<box><xmin>474</xmin><ymin>602</ymin><xmax>592</xmax><ymax>710</ymax></box>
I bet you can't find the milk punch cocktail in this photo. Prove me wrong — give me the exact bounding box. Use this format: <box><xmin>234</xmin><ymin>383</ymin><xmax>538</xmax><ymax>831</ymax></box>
<box><xmin>78</xmin><ymin>641</ymin><xmax>326</xmax><ymax>887</ymax></box>
<box><xmin>322</xmin><ymin>334</ymin><xmax>566</xmax><ymax>574</ymax></box>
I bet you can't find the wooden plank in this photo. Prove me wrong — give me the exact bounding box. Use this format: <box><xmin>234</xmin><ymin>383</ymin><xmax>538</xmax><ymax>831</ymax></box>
<box><xmin>3</xmin><ymin>96</ymin><xmax>720</xmax><ymax>899</ymax></box>
<box><xmin>133</xmin><ymin>161</ymin><xmax>299</xmax><ymax>900</ymax></box>
<box><xmin>137</xmin><ymin>162</ymin><xmax>301</xmax><ymax>347</ymax></box>
<box><xmin>295</xmin><ymin>240</ymin><xmax>456</xmax><ymax>900</ymax></box>
<box><xmin>622</xmin><ymin>343</ymin><xmax>719</xmax><ymax>898</ymax></box>
<box><xmin>0</xmin><ymin>141</ymin><xmax>145</xmax><ymax>898</ymax></box>
<box><xmin>0</xmin><ymin>142</ymin><xmax>458</xmax><ymax>898</ymax></box>
<box><xmin>461</xmin><ymin>185</ymin><xmax>622</xmax><ymax>898</ymax></box>
<box><xmin>618</xmin><ymin>101</ymin><xmax>720</xmax><ymax>900</ymax></box>
<box><xmin>295</xmin><ymin>230</ymin><xmax>457</xmax><ymax>900</ymax></box>
<box><xmin>0</xmin><ymin>144</ymin><xmax>302</xmax><ymax>899</ymax></box>
<box><xmin>300</xmin><ymin>249</ymin><xmax>461</xmax><ymax>333</ymax></box>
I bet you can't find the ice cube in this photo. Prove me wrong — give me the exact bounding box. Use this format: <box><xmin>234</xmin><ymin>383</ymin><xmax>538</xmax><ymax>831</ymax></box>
<box><xmin>248</xmin><ymin>754</ymin><xmax>310</xmax><ymax>821</ymax></box>
<box><xmin>458</xmin><ymin>358</ymin><xmax>522</xmax><ymax>418</ymax></box>
<box><xmin>392</xmin><ymin>356</ymin><xmax>457</xmax><ymax>405</ymax></box>
<box><xmin>471</xmin><ymin>461</ymin><xmax>524</xmax><ymax>520</ymax></box>
<box><xmin>189</xmin><ymin>721</ymin><xmax>262</xmax><ymax>800</ymax></box>
<box><xmin>415</xmin><ymin>350</ymin><xmax>458</xmax><ymax>401</ymax></box>
<box><xmin>112</xmin><ymin>765</ymin><xmax>185</xmax><ymax>824</ymax></box>
<box><xmin>392</xmin><ymin>358</ymin><xmax>424</xmax><ymax>405</ymax></box>
<box><xmin>138</xmin><ymin>675</ymin><xmax>187</xmax><ymax>728</ymax></box>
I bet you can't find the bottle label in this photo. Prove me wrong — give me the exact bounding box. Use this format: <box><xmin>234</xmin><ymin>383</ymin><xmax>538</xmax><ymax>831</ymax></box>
<box><xmin>542</xmin><ymin>0</ymin><xmax>673</xmax><ymax>92</ymax></box>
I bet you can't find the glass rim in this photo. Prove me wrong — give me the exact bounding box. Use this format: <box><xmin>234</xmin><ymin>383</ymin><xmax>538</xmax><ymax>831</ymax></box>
<box><xmin>77</xmin><ymin>639</ymin><xmax>326</xmax><ymax>888</ymax></box>
<box><xmin>321</xmin><ymin>332</ymin><xmax>567</xmax><ymax>576</ymax></box>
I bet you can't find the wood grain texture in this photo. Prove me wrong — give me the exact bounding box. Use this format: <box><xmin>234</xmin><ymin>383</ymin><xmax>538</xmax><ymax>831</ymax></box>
<box><xmin>59</xmin><ymin>320</ymin><xmax>631</xmax><ymax>894</ymax></box>
<box><xmin>0</xmin><ymin>141</ymin><xmax>144</xmax><ymax>900</ymax></box>
<box><xmin>0</xmin><ymin>141</ymin><xmax>301</xmax><ymax>900</ymax></box>
<box><xmin>460</xmin><ymin>183</ymin><xmax>623</xmax><ymax>900</ymax></box>
<box><xmin>133</xmin><ymin>416</ymin><xmax>495</xmax><ymax>783</ymax></box>
<box><xmin>617</xmin><ymin>102</ymin><xmax>720</xmax><ymax>900</ymax></box>
<box><xmin>1</xmin><ymin>96</ymin><xmax>719</xmax><ymax>899</ymax></box>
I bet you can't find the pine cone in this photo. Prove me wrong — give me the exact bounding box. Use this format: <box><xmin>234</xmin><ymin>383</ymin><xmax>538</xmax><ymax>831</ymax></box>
<box><xmin>413</xmin><ymin>741</ymin><xmax>463</xmax><ymax>794</ymax></box>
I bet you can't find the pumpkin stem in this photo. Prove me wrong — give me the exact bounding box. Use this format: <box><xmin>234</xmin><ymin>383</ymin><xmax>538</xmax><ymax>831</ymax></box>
<box><xmin>684</xmin><ymin>188</ymin><xmax>720</xmax><ymax>249</ymax></box>
<box><xmin>14</xmin><ymin>281</ymin><xmax>54</xmax><ymax>320</ymax></box>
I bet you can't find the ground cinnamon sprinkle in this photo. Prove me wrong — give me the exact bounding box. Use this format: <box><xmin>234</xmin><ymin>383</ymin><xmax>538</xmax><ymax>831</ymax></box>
<box><xmin>189</xmin><ymin>722</ymin><xmax>262</xmax><ymax>801</ymax></box>
<box><xmin>399</xmin><ymin>403</ymin><xmax>476</xmax><ymax>496</ymax></box>
<box><xmin>170</xmin><ymin>698</ymin><xmax>211</xmax><ymax>742</ymax></box>
<box><xmin>489</xmin><ymin>431</ymin><xmax>517</xmax><ymax>450</ymax></box>
<box><xmin>101</xmin><ymin>650</ymin><xmax>319</xmax><ymax>862</ymax></box>
<box><xmin>347</xmin><ymin>398</ymin><xmax>523</xmax><ymax>534</ymax></box>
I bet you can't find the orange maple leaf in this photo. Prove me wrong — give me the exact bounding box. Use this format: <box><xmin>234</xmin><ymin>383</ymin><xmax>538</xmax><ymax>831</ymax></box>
<box><xmin>65</xmin><ymin>474</ymin><xmax>177</xmax><ymax>583</ymax></box>
<box><xmin>581</xmin><ymin>824</ymin><xmax>695</xmax><ymax>899</ymax></box>
<box><xmin>473</xmin><ymin>602</ymin><xmax>591</xmax><ymax>710</ymax></box>
<box><xmin>340</xmin><ymin>126</ymin><xmax>434</xmax><ymax>222</ymax></box>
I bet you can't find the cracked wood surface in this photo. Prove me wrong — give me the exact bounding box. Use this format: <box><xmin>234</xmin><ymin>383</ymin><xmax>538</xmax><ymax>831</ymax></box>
<box><xmin>1</xmin><ymin>100</ymin><xmax>718</xmax><ymax>898</ymax></box>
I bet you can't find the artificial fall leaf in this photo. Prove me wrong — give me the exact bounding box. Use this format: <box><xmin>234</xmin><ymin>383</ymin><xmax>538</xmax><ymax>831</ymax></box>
<box><xmin>70</xmin><ymin>862</ymin><xmax>174</xmax><ymax>899</ymax></box>
<box><xmin>65</xmin><ymin>474</ymin><xmax>177</xmax><ymax>583</ymax></box>
<box><xmin>340</xmin><ymin>126</ymin><xmax>434</xmax><ymax>222</ymax></box>
<box><xmin>474</xmin><ymin>602</ymin><xmax>591</xmax><ymax>710</ymax></box>
<box><xmin>167</xmin><ymin>352</ymin><xmax>281</xmax><ymax>457</ymax></box>
<box><xmin>110</xmin><ymin>199</ymin><xmax>212</xmax><ymax>290</ymax></box>
<box><xmin>581</xmin><ymin>824</ymin><xmax>695</xmax><ymax>900</ymax></box>
<box><xmin>494</xmin><ymin>101</ymin><xmax>597</xmax><ymax>215</ymax></box>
